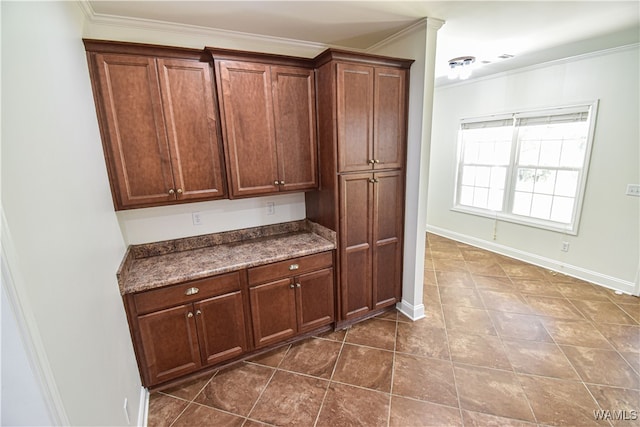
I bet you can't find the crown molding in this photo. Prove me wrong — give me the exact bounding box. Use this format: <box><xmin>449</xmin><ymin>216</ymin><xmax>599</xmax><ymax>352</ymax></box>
<box><xmin>366</xmin><ymin>17</ymin><xmax>444</xmax><ymax>53</ymax></box>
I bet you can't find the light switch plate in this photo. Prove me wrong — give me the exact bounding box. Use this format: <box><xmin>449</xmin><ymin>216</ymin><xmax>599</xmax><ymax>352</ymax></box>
<box><xmin>626</xmin><ymin>184</ymin><xmax>640</xmax><ymax>197</ymax></box>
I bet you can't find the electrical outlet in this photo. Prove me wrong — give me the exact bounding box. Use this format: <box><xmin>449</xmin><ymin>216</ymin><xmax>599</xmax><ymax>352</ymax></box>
<box><xmin>561</xmin><ymin>241</ymin><xmax>570</xmax><ymax>252</ymax></box>
<box><xmin>266</xmin><ymin>202</ymin><xmax>275</xmax><ymax>215</ymax></box>
<box><xmin>192</xmin><ymin>212</ymin><xmax>202</xmax><ymax>225</ymax></box>
<box><xmin>123</xmin><ymin>398</ymin><xmax>130</xmax><ymax>425</ymax></box>
<box><xmin>626</xmin><ymin>184</ymin><xmax>640</xmax><ymax>197</ymax></box>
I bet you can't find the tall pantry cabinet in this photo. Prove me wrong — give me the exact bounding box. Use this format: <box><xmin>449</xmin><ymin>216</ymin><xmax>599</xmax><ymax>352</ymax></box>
<box><xmin>306</xmin><ymin>50</ymin><xmax>413</xmax><ymax>328</ymax></box>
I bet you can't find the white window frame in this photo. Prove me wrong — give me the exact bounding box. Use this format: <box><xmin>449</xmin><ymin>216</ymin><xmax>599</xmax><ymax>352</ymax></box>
<box><xmin>452</xmin><ymin>101</ymin><xmax>599</xmax><ymax>235</ymax></box>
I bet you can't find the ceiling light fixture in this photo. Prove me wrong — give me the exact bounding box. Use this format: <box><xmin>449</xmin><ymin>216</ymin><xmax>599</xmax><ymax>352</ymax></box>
<box><xmin>448</xmin><ymin>56</ymin><xmax>476</xmax><ymax>80</ymax></box>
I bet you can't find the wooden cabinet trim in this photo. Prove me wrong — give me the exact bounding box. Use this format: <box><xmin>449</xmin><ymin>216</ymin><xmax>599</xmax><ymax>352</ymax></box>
<box><xmin>247</xmin><ymin>251</ymin><xmax>333</xmax><ymax>285</ymax></box>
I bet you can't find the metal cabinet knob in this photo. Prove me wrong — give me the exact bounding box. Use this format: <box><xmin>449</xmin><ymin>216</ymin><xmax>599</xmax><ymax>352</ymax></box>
<box><xmin>368</xmin><ymin>159</ymin><xmax>375</xmax><ymax>164</ymax></box>
<box><xmin>289</xmin><ymin>283</ymin><xmax>295</xmax><ymax>289</ymax></box>
<box><xmin>289</xmin><ymin>264</ymin><xmax>299</xmax><ymax>271</ymax></box>
<box><xmin>185</xmin><ymin>287</ymin><xmax>199</xmax><ymax>296</ymax></box>
<box><xmin>195</xmin><ymin>310</ymin><xmax>202</xmax><ymax>316</ymax></box>
<box><xmin>187</xmin><ymin>312</ymin><xmax>193</xmax><ymax>318</ymax></box>
<box><xmin>274</xmin><ymin>180</ymin><xmax>280</xmax><ymax>186</ymax></box>
<box><xmin>280</xmin><ymin>180</ymin><xmax>285</xmax><ymax>185</ymax></box>
<box><xmin>374</xmin><ymin>159</ymin><xmax>380</xmax><ymax>164</ymax></box>
<box><xmin>168</xmin><ymin>189</ymin><xmax>175</xmax><ymax>195</ymax></box>
<box><xmin>296</xmin><ymin>283</ymin><xmax>301</xmax><ymax>288</ymax></box>
<box><xmin>176</xmin><ymin>188</ymin><xmax>183</xmax><ymax>194</ymax></box>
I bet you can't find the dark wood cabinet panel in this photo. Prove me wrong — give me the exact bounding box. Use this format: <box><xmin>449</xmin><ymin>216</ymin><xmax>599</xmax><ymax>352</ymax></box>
<box><xmin>372</xmin><ymin>170</ymin><xmax>404</xmax><ymax>310</ymax></box>
<box><xmin>85</xmin><ymin>41</ymin><xmax>228</xmax><ymax>209</ymax></box>
<box><xmin>337</xmin><ymin>63</ymin><xmax>374</xmax><ymax>173</ymax></box>
<box><xmin>217</xmin><ymin>60</ymin><xmax>279</xmax><ymax>197</ymax></box>
<box><xmin>137</xmin><ymin>304</ymin><xmax>201</xmax><ymax>385</ymax></box>
<box><xmin>215</xmin><ymin>56</ymin><xmax>318</xmax><ymax>198</ymax></box>
<box><xmin>296</xmin><ymin>268</ymin><xmax>335</xmax><ymax>333</ymax></box>
<box><xmin>93</xmin><ymin>53</ymin><xmax>175</xmax><ymax>208</ymax></box>
<box><xmin>272</xmin><ymin>66</ymin><xmax>318</xmax><ymax>192</ymax></box>
<box><xmin>373</xmin><ymin>67</ymin><xmax>406</xmax><ymax>170</ymax></box>
<box><xmin>157</xmin><ymin>58</ymin><xmax>226</xmax><ymax>200</ymax></box>
<box><xmin>195</xmin><ymin>291</ymin><xmax>248</xmax><ymax>366</ymax></box>
<box><xmin>249</xmin><ymin>278</ymin><xmax>298</xmax><ymax>348</ymax></box>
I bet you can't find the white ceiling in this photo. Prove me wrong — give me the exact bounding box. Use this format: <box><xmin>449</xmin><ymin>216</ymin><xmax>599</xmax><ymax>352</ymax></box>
<box><xmin>89</xmin><ymin>1</ymin><xmax>640</xmax><ymax>85</ymax></box>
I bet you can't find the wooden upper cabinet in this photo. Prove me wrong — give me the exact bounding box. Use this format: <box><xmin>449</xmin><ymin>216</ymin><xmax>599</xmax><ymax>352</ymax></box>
<box><xmin>157</xmin><ymin>58</ymin><xmax>226</xmax><ymax>201</ymax></box>
<box><xmin>84</xmin><ymin>40</ymin><xmax>227</xmax><ymax>210</ymax></box>
<box><xmin>335</xmin><ymin>61</ymin><xmax>407</xmax><ymax>173</ymax></box>
<box><xmin>213</xmin><ymin>53</ymin><xmax>317</xmax><ymax>198</ymax></box>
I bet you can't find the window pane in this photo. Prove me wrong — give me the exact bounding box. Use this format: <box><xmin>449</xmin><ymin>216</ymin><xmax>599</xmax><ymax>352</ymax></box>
<box><xmin>512</xmin><ymin>191</ymin><xmax>532</xmax><ymax>216</ymax></box>
<box><xmin>488</xmin><ymin>189</ymin><xmax>504</xmax><ymax>211</ymax></box>
<box><xmin>560</xmin><ymin>139</ymin><xmax>586</xmax><ymax>167</ymax></box>
<box><xmin>460</xmin><ymin>186</ymin><xmax>474</xmax><ymax>206</ymax></box>
<box><xmin>550</xmin><ymin>196</ymin><xmax>574</xmax><ymax>223</ymax></box>
<box><xmin>473</xmin><ymin>187</ymin><xmax>489</xmax><ymax>208</ymax></box>
<box><xmin>463</xmin><ymin>141</ymin><xmax>479</xmax><ymax>163</ymax></box>
<box><xmin>475</xmin><ymin>166</ymin><xmax>491</xmax><ymax>187</ymax></box>
<box><xmin>533</xmin><ymin>169</ymin><xmax>556</xmax><ymax>195</ymax></box>
<box><xmin>490</xmin><ymin>167</ymin><xmax>507</xmax><ymax>190</ymax></box>
<box><xmin>555</xmin><ymin>170</ymin><xmax>579</xmax><ymax>197</ymax></box>
<box><xmin>531</xmin><ymin>194</ymin><xmax>553</xmax><ymax>219</ymax></box>
<box><xmin>461</xmin><ymin>166</ymin><xmax>476</xmax><ymax>186</ymax></box>
<box><xmin>539</xmin><ymin>140</ymin><xmax>561</xmax><ymax>166</ymax></box>
<box><xmin>516</xmin><ymin>168</ymin><xmax>535</xmax><ymax>192</ymax></box>
<box><xmin>519</xmin><ymin>140</ymin><xmax>539</xmax><ymax>166</ymax></box>
<box><xmin>495</xmin><ymin>141</ymin><xmax>512</xmax><ymax>164</ymax></box>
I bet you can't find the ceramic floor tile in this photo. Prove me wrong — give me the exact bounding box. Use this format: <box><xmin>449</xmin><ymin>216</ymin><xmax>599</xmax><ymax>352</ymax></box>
<box><xmin>194</xmin><ymin>363</ymin><xmax>274</xmax><ymax>416</ymax></box>
<box><xmin>500</xmin><ymin>263</ymin><xmax>546</xmax><ymax>280</ymax></box>
<box><xmin>278</xmin><ymin>337</ymin><xmax>342</xmax><ymax>379</ymax></box>
<box><xmin>453</xmin><ymin>364</ymin><xmax>535</xmax><ymax>422</ymax></box>
<box><xmin>460</xmin><ymin>247</ymin><xmax>499</xmax><ymax>262</ymax></box>
<box><xmin>518</xmin><ymin>374</ymin><xmax>606</xmax><ymax>426</ymax></box>
<box><xmin>594</xmin><ymin>323</ymin><xmax>640</xmax><ymax>353</ymax></box>
<box><xmin>248</xmin><ymin>370</ymin><xmax>328</xmax><ymax>426</ymax></box>
<box><xmin>423</xmin><ymin>284</ymin><xmax>440</xmax><ymax>302</ymax></box>
<box><xmin>489</xmin><ymin>311</ymin><xmax>554</xmax><ymax>342</ymax></box>
<box><xmin>478</xmin><ymin>289</ymin><xmax>532</xmax><ymax>314</ymax></box>
<box><xmin>501</xmin><ymin>339</ymin><xmax>579</xmax><ymax>380</ymax></box>
<box><xmin>315</xmin><ymin>328</ymin><xmax>347</xmax><ymax>342</ymax></box>
<box><xmin>435</xmin><ymin>270</ymin><xmax>475</xmax><ymax>287</ymax></box>
<box><xmin>345</xmin><ymin>318</ymin><xmax>396</xmax><ymax>351</ymax></box>
<box><xmin>316</xmin><ymin>382</ymin><xmax>390</xmax><ymax>427</ymax></box>
<box><xmin>147</xmin><ymin>393</ymin><xmax>189</xmax><ymax>427</ymax></box>
<box><xmin>421</xmin><ymin>300</ymin><xmax>446</xmax><ymax>328</ymax></box>
<box><xmin>393</xmin><ymin>353</ymin><xmax>458</xmax><ymax>407</ymax></box>
<box><xmin>389</xmin><ymin>396</ymin><xmax>462</xmax><ymax>427</ymax></box>
<box><xmin>160</xmin><ymin>373</ymin><xmax>214</xmax><ymax>401</ymax></box>
<box><xmin>465</xmin><ymin>261</ymin><xmax>508</xmax><ymax>277</ymax></box>
<box><xmin>542</xmin><ymin>319</ymin><xmax>614</xmax><ymax>349</ymax></box>
<box><xmin>461</xmin><ymin>409</ymin><xmax>538</xmax><ymax>426</ymax></box>
<box><xmin>472</xmin><ymin>275</ymin><xmax>515</xmax><ymax>292</ymax></box>
<box><xmin>439</xmin><ymin>286</ymin><xmax>484</xmax><ymax>308</ymax></box>
<box><xmin>246</xmin><ymin>345</ymin><xmax>290</xmax><ymax>368</ymax></box>
<box><xmin>433</xmin><ymin>258</ymin><xmax>468</xmax><ymax>273</ymax></box>
<box><xmin>332</xmin><ymin>344</ymin><xmax>393</xmax><ymax>392</ymax></box>
<box><xmin>555</xmin><ymin>282</ymin><xmax>613</xmax><ymax>301</ymax></box>
<box><xmin>172</xmin><ymin>403</ymin><xmax>244</xmax><ymax>427</ymax></box>
<box><xmin>617</xmin><ymin>303</ymin><xmax>640</xmax><ymax>323</ymax></box>
<box><xmin>560</xmin><ymin>346</ymin><xmax>640</xmax><ymax>389</ymax></box>
<box><xmin>571</xmin><ymin>300</ymin><xmax>638</xmax><ymax>325</ymax></box>
<box><xmin>442</xmin><ymin>305</ymin><xmax>497</xmax><ymax>336</ymax></box>
<box><xmin>395</xmin><ymin>320</ymin><xmax>450</xmax><ymax>359</ymax></box>
<box><xmin>510</xmin><ymin>278</ymin><xmax>564</xmax><ymax>298</ymax></box>
<box><xmin>447</xmin><ymin>330</ymin><xmax>512</xmax><ymax>370</ymax></box>
<box><xmin>586</xmin><ymin>384</ymin><xmax>640</xmax><ymax>427</ymax></box>
<box><xmin>620</xmin><ymin>352</ymin><xmax>640</xmax><ymax>375</ymax></box>
<box><xmin>376</xmin><ymin>309</ymin><xmax>399</xmax><ymax>322</ymax></box>
<box><xmin>423</xmin><ymin>269</ymin><xmax>437</xmax><ymax>286</ymax></box>
<box><xmin>524</xmin><ymin>295</ymin><xmax>585</xmax><ymax>320</ymax></box>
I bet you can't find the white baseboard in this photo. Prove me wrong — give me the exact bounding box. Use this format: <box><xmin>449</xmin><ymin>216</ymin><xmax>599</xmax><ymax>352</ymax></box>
<box><xmin>427</xmin><ymin>225</ymin><xmax>638</xmax><ymax>295</ymax></box>
<box><xmin>396</xmin><ymin>300</ymin><xmax>425</xmax><ymax>321</ymax></box>
<box><xmin>138</xmin><ymin>387</ymin><xmax>149</xmax><ymax>427</ymax></box>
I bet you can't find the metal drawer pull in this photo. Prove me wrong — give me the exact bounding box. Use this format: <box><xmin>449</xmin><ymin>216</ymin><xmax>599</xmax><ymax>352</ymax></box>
<box><xmin>185</xmin><ymin>287</ymin><xmax>199</xmax><ymax>296</ymax></box>
<box><xmin>289</xmin><ymin>264</ymin><xmax>299</xmax><ymax>271</ymax></box>
<box><xmin>195</xmin><ymin>310</ymin><xmax>202</xmax><ymax>316</ymax></box>
<box><xmin>296</xmin><ymin>283</ymin><xmax>301</xmax><ymax>288</ymax></box>
<box><xmin>187</xmin><ymin>312</ymin><xmax>193</xmax><ymax>318</ymax></box>
<box><xmin>289</xmin><ymin>283</ymin><xmax>295</xmax><ymax>289</ymax></box>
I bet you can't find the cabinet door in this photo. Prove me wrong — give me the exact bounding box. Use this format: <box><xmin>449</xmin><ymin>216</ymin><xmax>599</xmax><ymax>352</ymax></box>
<box><xmin>336</xmin><ymin>63</ymin><xmax>374</xmax><ymax>173</ymax></box>
<box><xmin>137</xmin><ymin>304</ymin><xmax>201</xmax><ymax>385</ymax></box>
<box><xmin>93</xmin><ymin>54</ymin><xmax>175</xmax><ymax>208</ymax></box>
<box><xmin>373</xmin><ymin>67</ymin><xmax>406</xmax><ymax>170</ymax></box>
<box><xmin>249</xmin><ymin>278</ymin><xmax>297</xmax><ymax>348</ymax></box>
<box><xmin>272</xmin><ymin>66</ymin><xmax>318</xmax><ymax>192</ymax></box>
<box><xmin>194</xmin><ymin>291</ymin><xmax>248</xmax><ymax>366</ymax></box>
<box><xmin>217</xmin><ymin>60</ymin><xmax>279</xmax><ymax>197</ymax></box>
<box><xmin>372</xmin><ymin>170</ymin><xmax>404</xmax><ymax>310</ymax></box>
<box><xmin>295</xmin><ymin>268</ymin><xmax>335</xmax><ymax>333</ymax></box>
<box><xmin>157</xmin><ymin>58</ymin><xmax>227</xmax><ymax>201</ymax></box>
<box><xmin>339</xmin><ymin>173</ymin><xmax>373</xmax><ymax>320</ymax></box>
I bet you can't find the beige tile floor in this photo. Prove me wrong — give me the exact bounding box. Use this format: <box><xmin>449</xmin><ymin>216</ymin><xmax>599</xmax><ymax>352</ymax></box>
<box><xmin>148</xmin><ymin>234</ymin><xmax>640</xmax><ymax>426</ymax></box>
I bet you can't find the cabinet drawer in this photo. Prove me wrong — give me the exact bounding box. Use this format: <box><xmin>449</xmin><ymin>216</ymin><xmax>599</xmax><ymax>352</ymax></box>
<box><xmin>248</xmin><ymin>251</ymin><xmax>333</xmax><ymax>285</ymax></box>
<box><xmin>133</xmin><ymin>271</ymin><xmax>241</xmax><ymax>315</ymax></box>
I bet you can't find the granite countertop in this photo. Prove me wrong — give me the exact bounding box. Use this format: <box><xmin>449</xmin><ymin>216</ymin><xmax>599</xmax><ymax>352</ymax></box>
<box><xmin>117</xmin><ymin>220</ymin><xmax>336</xmax><ymax>295</ymax></box>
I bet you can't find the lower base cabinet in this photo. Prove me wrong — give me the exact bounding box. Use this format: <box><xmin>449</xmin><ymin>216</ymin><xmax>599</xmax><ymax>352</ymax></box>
<box><xmin>123</xmin><ymin>251</ymin><xmax>335</xmax><ymax>388</ymax></box>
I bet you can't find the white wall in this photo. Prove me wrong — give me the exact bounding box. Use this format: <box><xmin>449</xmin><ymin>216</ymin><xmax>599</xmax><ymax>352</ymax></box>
<box><xmin>428</xmin><ymin>45</ymin><xmax>640</xmax><ymax>294</ymax></box>
<box><xmin>2</xmin><ymin>2</ymin><xmax>142</xmax><ymax>425</ymax></box>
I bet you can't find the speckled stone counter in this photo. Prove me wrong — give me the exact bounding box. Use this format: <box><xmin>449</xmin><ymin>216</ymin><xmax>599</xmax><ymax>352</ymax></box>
<box><xmin>117</xmin><ymin>220</ymin><xmax>336</xmax><ymax>295</ymax></box>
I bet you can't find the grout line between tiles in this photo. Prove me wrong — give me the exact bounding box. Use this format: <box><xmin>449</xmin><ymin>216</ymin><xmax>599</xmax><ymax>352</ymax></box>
<box><xmin>312</xmin><ymin>325</ymin><xmax>347</xmax><ymax>427</ymax></box>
